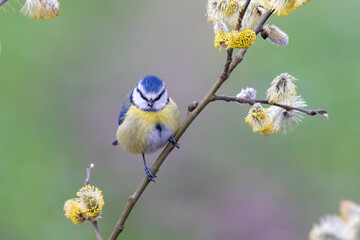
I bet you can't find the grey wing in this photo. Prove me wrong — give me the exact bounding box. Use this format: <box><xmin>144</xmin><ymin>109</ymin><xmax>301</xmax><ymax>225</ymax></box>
<box><xmin>118</xmin><ymin>92</ymin><xmax>132</xmax><ymax>125</ymax></box>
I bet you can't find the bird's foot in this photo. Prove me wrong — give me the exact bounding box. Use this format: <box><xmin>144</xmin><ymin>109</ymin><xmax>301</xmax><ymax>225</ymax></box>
<box><xmin>168</xmin><ymin>136</ymin><xmax>180</xmax><ymax>149</ymax></box>
<box><xmin>144</xmin><ymin>167</ymin><xmax>156</xmax><ymax>182</ymax></box>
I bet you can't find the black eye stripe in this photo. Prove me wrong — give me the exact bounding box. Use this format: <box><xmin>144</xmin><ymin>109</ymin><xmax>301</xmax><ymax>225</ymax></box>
<box><xmin>136</xmin><ymin>88</ymin><xmax>149</xmax><ymax>101</ymax></box>
<box><xmin>153</xmin><ymin>89</ymin><xmax>165</xmax><ymax>102</ymax></box>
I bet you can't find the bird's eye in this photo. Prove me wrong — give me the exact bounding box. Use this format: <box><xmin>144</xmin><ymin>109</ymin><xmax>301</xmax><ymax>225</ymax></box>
<box><xmin>137</xmin><ymin>88</ymin><xmax>149</xmax><ymax>101</ymax></box>
<box><xmin>153</xmin><ymin>89</ymin><xmax>165</xmax><ymax>102</ymax></box>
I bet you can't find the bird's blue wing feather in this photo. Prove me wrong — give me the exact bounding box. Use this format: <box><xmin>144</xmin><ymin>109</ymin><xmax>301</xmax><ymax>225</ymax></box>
<box><xmin>118</xmin><ymin>92</ymin><xmax>132</xmax><ymax>125</ymax></box>
<box><xmin>118</xmin><ymin>107</ymin><xmax>129</xmax><ymax>125</ymax></box>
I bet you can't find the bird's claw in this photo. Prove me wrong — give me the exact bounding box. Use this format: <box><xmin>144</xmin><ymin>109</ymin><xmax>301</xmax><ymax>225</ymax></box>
<box><xmin>144</xmin><ymin>167</ymin><xmax>156</xmax><ymax>182</ymax></box>
<box><xmin>168</xmin><ymin>136</ymin><xmax>180</xmax><ymax>149</ymax></box>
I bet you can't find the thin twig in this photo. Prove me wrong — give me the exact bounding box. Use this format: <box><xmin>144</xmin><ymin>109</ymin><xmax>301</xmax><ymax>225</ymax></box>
<box><xmin>212</xmin><ymin>95</ymin><xmax>329</xmax><ymax>117</ymax></box>
<box><xmin>108</xmin><ymin>7</ymin><xmax>275</xmax><ymax>240</ymax></box>
<box><xmin>0</xmin><ymin>0</ymin><xmax>8</xmax><ymax>7</ymax></box>
<box><xmin>92</xmin><ymin>221</ymin><xmax>104</xmax><ymax>240</ymax></box>
<box><xmin>84</xmin><ymin>163</ymin><xmax>94</xmax><ymax>186</ymax></box>
<box><xmin>84</xmin><ymin>164</ymin><xmax>104</xmax><ymax>240</ymax></box>
<box><xmin>223</xmin><ymin>0</ymin><xmax>252</xmax><ymax>77</ymax></box>
<box><xmin>236</xmin><ymin>0</ymin><xmax>251</xmax><ymax>31</ymax></box>
<box><xmin>222</xmin><ymin>0</ymin><xmax>252</xmax><ymax>78</ymax></box>
<box><xmin>229</xmin><ymin>9</ymin><xmax>273</xmax><ymax>73</ymax></box>
<box><xmin>222</xmin><ymin>49</ymin><xmax>233</xmax><ymax>80</ymax></box>
<box><xmin>253</xmin><ymin>10</ymin><xmax>274</xmax><ymax>34</ymax></box>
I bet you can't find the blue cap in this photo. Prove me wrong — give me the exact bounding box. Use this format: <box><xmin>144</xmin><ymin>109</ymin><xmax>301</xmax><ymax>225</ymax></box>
<box><xmin>140</xmin><ymin>75</ymin><xmax>164</xmax><ymax>93</ymax></box>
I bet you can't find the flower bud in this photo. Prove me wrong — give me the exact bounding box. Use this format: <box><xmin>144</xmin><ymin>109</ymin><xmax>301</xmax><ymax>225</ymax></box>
<box><xmin>266</xmin><ymin>73</ymin><xmax>297</xmax><ymax>105</ymax></box>
<box><xmin>263</xmin><ymin>24</ymin><xmax>289</xmax><ymax>46</ymax></box>
<box><xmin>236</xmin><ymin>87</ymin><xmax>256</xmax><ymax>102</ymax></box>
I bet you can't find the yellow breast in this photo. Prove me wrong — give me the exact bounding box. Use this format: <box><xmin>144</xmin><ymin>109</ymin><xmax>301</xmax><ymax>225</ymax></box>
<box><xmin>116</xmin><ymin>98</ymin><xmax>180</xmax><ymax>154</ymax></box>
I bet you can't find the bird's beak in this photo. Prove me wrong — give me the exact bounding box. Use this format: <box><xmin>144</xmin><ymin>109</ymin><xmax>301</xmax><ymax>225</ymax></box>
<box><xmin>148</xmin><ymin>100</ymin><xmax>154</xmax><ymax>107</ymax></box>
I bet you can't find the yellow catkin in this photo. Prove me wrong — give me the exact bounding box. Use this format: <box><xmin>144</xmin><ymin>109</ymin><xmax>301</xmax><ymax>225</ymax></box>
<box><xmin>296</xmin><ymin>0</ymin><xmax>310</xmax><ymax>7</ymax></box>
<box><xmin>21</xmin><ymin>0</ymin><xmax>59</xmax><ymax>20</ymax></box>
<box><xmin>207</xmin><ymin>0</ymin><xmax>241</xmax><ymax>26</ymax></box>
<box><xmin>264</xmin><ymin>0</ymin><xmax>297</xmax><ymax>16</ymax></box>
<box><xmin>77</xmin><ymin>185</ymin><xmax>104</xmax><ymax>219</ymax></box>
<box><xmin>214</xmin><ymin>31</ymin><xmax>230</xmax><ymax>50</ymax></box>
<box><xmin>37</xmin><ymin>0</ymin><xmax>59</xmax><ymax>20</ymax></box>
<box><xmin>223</xmin><ymin>0</ymin><xmax>239</xmax><ymax>18</ymax></box>
<box><xmin>226</xmin><ymin>29</ymin><xmax>256</xmax><ymax>49</ymax></box>
<box><xmin>245</xmin><ymin>104</ymin><xmax>275</xmax><ymax>136</ymax></box>
<box><xmin>64</xmin><ymin>199</ymin><xmax>86</xmax><ymax>225</ymax></box>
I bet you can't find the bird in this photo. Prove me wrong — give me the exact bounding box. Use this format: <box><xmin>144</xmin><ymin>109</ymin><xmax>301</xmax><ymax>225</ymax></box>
<box><xmin>112</xmin><ymin>75</ymin><xmax>180</xmax><ymax>182</ymax></box>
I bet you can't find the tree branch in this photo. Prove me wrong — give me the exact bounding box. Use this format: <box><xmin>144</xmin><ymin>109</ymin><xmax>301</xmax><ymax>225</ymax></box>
<box><xmin>220</xmin><ymin>0</ymin><xmax>251</xmax><ymax>78</ymax></box>
<box><xmin>108</xmin><ymin>7</ymin><xmax>274</xmax><ymax>240</ymax></box>
<box><xmin>222</xmin><ymin>0</ymin><xmax>252</xmax><ymax>78</ymax></box>
<box><xmin>211</xmin><ymin>95</ymin><xmax>329</xmax><ymax>117</ymax></box>
<box><xmin>236</xmin><ymin>0</ymin><xmax>251</xmax><ymax>31</ymax></box>
<box><xmin>229</xmin><ymin>9</ymin><xmax>274</xmax><ymax>73</ymax></box>
<box><xmin>84</xmin><ymin>163</ymin><xmax>94</xmax><ymax>186</ymax></box>
<box><xmin>0</xmin><ymin>0</ymin><xmax>8</xmax><ymax>7</ymax></box>
<box><xmin>92</xmin><ymin>220</ymin><xmax>104</xmax><ymax>240</ymax></box>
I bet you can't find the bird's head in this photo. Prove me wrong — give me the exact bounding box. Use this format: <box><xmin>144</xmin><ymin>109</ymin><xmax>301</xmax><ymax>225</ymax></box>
<box><xmin>131</xmin><ymin>75</ymin><xmax>169</xmax><ymax>112</ymax></box>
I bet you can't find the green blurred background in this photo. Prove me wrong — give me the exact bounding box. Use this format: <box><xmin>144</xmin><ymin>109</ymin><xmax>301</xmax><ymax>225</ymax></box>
<box><xmin>1</xmin><ymin>0</ymin><xmax>359</xmax><ymax>239</ymax></box>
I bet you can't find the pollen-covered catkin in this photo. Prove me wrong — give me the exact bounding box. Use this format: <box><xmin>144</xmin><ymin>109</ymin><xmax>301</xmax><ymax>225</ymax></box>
<box><xmin>21</xmin><ymin>0</ymin><xmax>59</xmax><ymax>20</ymax></box>
<box><xmin>77</xmin><ymin>185</ymin><xmax>104</xmax><ymax>219</ymax></box>
<box><xmin>214</xmin><ymin>22</ymin><xmax>230</xmax><ymax>50</ymax></box>
<box><xmin>64</xmin><ymin>199</ymin><xmax>86</xmax><ymax>225</ymax></box>
<box><xmin>263</xmin><ymin>0</ymin><xmax>311</xmax><ymax>16</ymax></box>
<box><xmin>226</xmin><ymin>29</ymin><xmax>256</xmax><ymax>49</ymax></box>
<box><xmin>263</xmin><ymin>0</ymin><xmax>297</xmax><ymax>16</ymax></box>
<box><xmin>207</xmin><ymin>0</ymin><xmax>242</xmax><ymax>26</ymax></box>
<box><xmin>245</xmin><ymin>103</ymin><xmax>275</xmax><ymax>136</ymax></box>
<box><xmin>64</xmin><ymin>185</ymin><xmax>105</xmax><ymax>225</ymax></box>
<box><xmin>296</xmin><ymin>0</ymin><xmax>310</xmax><ymax>7</ymax></box>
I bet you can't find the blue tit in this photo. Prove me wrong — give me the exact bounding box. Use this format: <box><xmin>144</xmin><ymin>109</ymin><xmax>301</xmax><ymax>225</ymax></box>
<box><xmin>112</xmin><ymin>75</ymin><xmax>180</xmax><ymax>182</ymax></box>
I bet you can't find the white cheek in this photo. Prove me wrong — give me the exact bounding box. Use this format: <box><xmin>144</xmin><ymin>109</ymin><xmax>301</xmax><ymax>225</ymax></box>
<box><xmin>132</xmin><ymin>90</ymin><xmax>148</xmax><ymax>110</ymax></box>
<box><xmin>153</xmin><ymin>92</ymin><xmax>168</xmax><ymax>110</ymax></box>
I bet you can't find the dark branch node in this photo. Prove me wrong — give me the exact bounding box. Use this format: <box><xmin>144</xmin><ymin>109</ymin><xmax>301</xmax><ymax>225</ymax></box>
<box><xmin>188</xmin><ymin>101</ymin><xmax>199</xmax><ymax>112</ymax></box>
<box><xmin>261</xmin><ymin>29</ymin><xmax>269</xmax><ymax>39</ymax></box>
